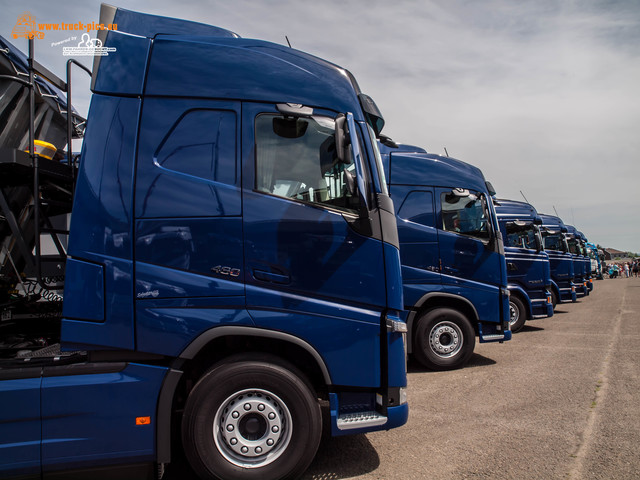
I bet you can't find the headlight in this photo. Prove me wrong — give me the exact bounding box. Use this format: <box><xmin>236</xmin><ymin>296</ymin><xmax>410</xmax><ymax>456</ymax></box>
<box><xmin>399</xmin><ymin>387</ymin><xmax>408</xmax><ymax>405</ymax></box>
<box><xmin>386</xmin><ymin>317</ymin><xmax>408</xmax><ymax>333</ymax></box>
<box><xmin>402</xmin><ymin>332</ymin><xmax>408</xmax><ymax>362</ymax></box>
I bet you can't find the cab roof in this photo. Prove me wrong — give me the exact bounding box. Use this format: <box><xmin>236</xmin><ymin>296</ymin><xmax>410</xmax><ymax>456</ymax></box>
<box><xmin>494</xmin><ymin>198</ymin><xmax>539</xmax><ymax>222</ymax></box>
<box><xmin>91</xmin><ymin>4</ymin><xmax>366</xmax><ymax>120</ymax></box>
<box><xmin>379</xmin><ymin>143</ymin><xmax>489</xmax><ymax>193</ymax></box>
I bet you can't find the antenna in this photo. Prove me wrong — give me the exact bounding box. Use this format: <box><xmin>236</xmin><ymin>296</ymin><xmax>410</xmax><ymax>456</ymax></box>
<box><xmin>443</xmin><ymin>147</ymin><xmax>449</xmax><ymax>157</ymax></box>
<box><xmin>519</xmin><ymin>190</ymin><xmax>530</xmax><ymax>204</ymax></box>
<box><xmin>285</xmin><ymin>36</ymin><xmax>292</xmax><ymax>48</ymax></box>
<box><xmin>571</xmin><ymin>208</ymin><xmax>575</xmax><ymax>226</ymax></box>
<box><xmin>553</xmin><ymin>205</ymin><xmax>559</xmax><ymax>217</ymax></box>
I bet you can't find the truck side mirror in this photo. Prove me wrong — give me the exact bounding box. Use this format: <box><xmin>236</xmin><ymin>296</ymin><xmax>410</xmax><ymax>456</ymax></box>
<box><xmin>480</xmin><ymin>194</ymin><xmax>496</xmax><ymax>250</ymax></box>
<box><xmin>334</xmin><ymin>114</ymin><xmax>351</xmax><ymax>164</ymax></box>
<box><xmin>535</xmin><ymin>233</ymin><xmax>543</xmax><ymax>252</ymax></box>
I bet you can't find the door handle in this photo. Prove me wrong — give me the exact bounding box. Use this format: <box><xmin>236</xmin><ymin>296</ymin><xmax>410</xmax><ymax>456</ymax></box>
<box><xmin>253</xmin><ymin>269</ymin><xmax>290</xmax><ymax>285</ymax></box>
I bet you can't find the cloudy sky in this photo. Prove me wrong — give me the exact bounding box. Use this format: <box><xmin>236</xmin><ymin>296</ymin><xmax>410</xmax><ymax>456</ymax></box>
<box><xmin>2</xmin><ymin>0</ymin><xmax>639</xmax><ymax>252</ymax></box>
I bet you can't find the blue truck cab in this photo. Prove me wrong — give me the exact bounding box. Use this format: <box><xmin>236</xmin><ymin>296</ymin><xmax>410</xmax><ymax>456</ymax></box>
<box><xmin>494</xmin><ymin>199</ymin><xmax>553</xmax><ymax>332</ymax></box>
<box><xmin>586</xmin><ymin>241</ymin><xmax>603</xmax><ymax>280</ymax></box>
<box><xmin>565</xmin><ymin>225</ymin><xmax>589</xmax><ymax>297</ymax></box>
<box><xmin>0</xmin><ymin>5</ymin><xmax>408</xmax><ymax>480</ymax></box>
<box><xmin>538</xmin><ymin>214</ymin><xmax>577</xmax><ymax>307</ymax></box>
<box><xmin>578</xmin><ymin>231</ymin><xmax>594</xmax><ymax>291</ymax></box>
<box><xmin>379</xmin><ymin>143</ymin><xmax>510</xmax><ymax>370</ymax></box>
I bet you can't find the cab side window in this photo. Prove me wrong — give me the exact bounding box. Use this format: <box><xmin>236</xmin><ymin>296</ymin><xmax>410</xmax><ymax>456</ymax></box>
<box><xmin>255</xmin><ymin>114</ymin><xmax>360</xmax><ymax>214</ymax></box>
<box><xmin>440</xmin><ymin>191</ymin><xmax>489</xmax><ymax>240</ymax></box>
<box><xmin>398</xmin><ymin>191</ymin><xmax>435</xmax><ymax>227</ymax></box>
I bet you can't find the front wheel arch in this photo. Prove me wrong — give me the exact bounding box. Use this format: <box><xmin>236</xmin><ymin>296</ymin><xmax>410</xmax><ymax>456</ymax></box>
<box><xmin>406</xmin><ymin>294</ymin><xmax>480</xmax><ymax>353</ymax></box>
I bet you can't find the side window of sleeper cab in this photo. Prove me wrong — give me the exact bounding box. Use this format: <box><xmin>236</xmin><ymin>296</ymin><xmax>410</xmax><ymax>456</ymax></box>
<box><xmin>254</xmin><ymin>114</ymin><xmax>360</xmax><ymax>214</ymax></box>
<box><xmin>398</xmin><ymin>191</ymin><xmax>435</xmax><ymax>227</ymax></box>
<box><xmin>440</xmin><ymin>190</ymin><xmax>489</xmax><ymax>241</ymax></box>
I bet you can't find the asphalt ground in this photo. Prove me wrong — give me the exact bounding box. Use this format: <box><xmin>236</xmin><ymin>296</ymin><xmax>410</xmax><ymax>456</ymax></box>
<box><xmin>166</xmin><ymin>276</ymin><xmax>640</xmax><ymax>479</ymax></box>
<box><xmin>302</xmin><ymin>276</ymin><xmax>640</xmax><ymax>480</ymax></box>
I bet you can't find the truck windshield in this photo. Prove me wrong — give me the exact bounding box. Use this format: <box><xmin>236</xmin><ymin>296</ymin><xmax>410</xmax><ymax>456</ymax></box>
<box><xmin>580</xmin><ymin>242</ymin><xmax>588</xmax><ymax>256</ymax></box>
<box><xmin>543</xmin><ymin>231</ymin><xmax>566</xmax><ymax>252</ymax></box>
<box><xmin>506</xmin><ymin>224</ymin><xmax>538</xmax><ymax>250</ymax></box>
<box><xmin>255</xmin><ymin>114</ymin><xmax>360</xmax><ymax>214</ymax></box>
<box><xmin>567</xmin><ymin>237</ymin><xmax>581</xmax><ymax>255</ymax></box>
<box><xmin>441</xmin><ymin>191</ymin><xmax>489</xmax><ymax>241</ymax></box>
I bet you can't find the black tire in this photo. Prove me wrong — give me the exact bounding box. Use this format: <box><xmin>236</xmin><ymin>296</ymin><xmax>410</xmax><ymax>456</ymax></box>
<box><xmin>182</xmin><ymin>355</ymin><xmax>322</xmax><ymax>480</ymax></box>
<box><xmin>412</xmin><ymin>307</ymin><xmax>475</xmax><ymax>370</ymax></box>
<box><xmin>509</xmin><ymin>296</ymin><xmax>526</xmax><ymax>333</ymax></box>
<box><xmin>551</xmin><ymin>289</ymin><xmax>559</xmax><ymax>310</ymax></box>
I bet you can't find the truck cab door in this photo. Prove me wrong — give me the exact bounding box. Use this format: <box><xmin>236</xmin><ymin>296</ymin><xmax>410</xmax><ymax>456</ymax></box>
<box><xmin>133</xmin><ymin>98</ymin><xmax>248</xmax><ymax>356</ymax></box>
<box><xmin>241</xmin><ymin>103</ymin><xmax>387</xmax><ymax>387</ymax></box>
<box><xmin>436</xmin><ymin>188</ymin><xmax>504</xmax><ymax>311</ymax></box>
<box><xmin>390</xmin><ymin>185</ymin><xmax>441</xmax><ymax>306</ymax></box>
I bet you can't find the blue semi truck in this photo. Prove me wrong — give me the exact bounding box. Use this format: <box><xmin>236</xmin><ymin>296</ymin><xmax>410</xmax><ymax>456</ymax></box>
<box><xmin>380</xmin><ymin>143</ymin><xmax>510</xmax><ymax>370</ymax></box>
<box><xmin>586</xmin><ymin>241</ymin><xmax>603</xmax><ymax>280</ymax></box>
<box><xmin>538</xmin><ymin>214</ymin><xmax>577</xmax><ymax>307</ymax></box>
<box><xmin>578</xmin><ymin>231</ymin><xmax>594</xmax><ymax>291</ymax></box>
<box><xmin>0</xmin><ymin>5</ymin><xmax>408</xmax><ymax>479</ymax></box>
<box><xmin>565</xmin><ymin>225</ymin><xmax>589</xmax><ymax>297</ymax></box>
<box><xmin>494</xmin><ymin>199</ymin><xmax>553</xmax><ymax>332</ymax></box>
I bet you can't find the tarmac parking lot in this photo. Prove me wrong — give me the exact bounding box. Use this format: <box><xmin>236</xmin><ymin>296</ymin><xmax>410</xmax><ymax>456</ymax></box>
<box><xmin>302</xmin><ymin>276</ymin><xmax>640</xmax><ymax>480</ymax></box>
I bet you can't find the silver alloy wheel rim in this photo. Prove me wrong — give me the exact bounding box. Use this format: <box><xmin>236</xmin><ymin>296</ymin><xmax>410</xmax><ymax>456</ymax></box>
<box><xmin>429</xmin><ymin>320</ymin><xmax>463</xmax><ymax>358</ymax></box>
<box><xmin>214</xmin><ymin>388</ymin><xmax>292</xmax><ymax>468</ymax></box>
<box><xmin>509</xmin><ymin>301</ymin><xmax>519</xmax><ymax>326</ymax></box>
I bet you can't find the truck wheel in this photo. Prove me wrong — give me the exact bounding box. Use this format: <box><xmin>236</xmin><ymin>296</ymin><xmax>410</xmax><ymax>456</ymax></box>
<box><xmin>551</xmin><ymin>289</ymin><xmax>559</xmax><ymax>310</ymax></box>
<box><xmin>509</xmin><ymin>296</ymin><xmax>526</xmax><ymax>333</ymax></box>
<box><xmin>413</xmin><ymin>308</ymin><xmax>475</xmax><ymax>370</ymax></box>
<box><xmin>182</xmin><ymin>356</ymin><xmax>322</xmax><ymax>480</ymax></box>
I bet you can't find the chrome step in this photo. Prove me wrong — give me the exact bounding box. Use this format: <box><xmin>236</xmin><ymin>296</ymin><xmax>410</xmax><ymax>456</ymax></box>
<box><xmin>482</xmin><ymin>334</ymin><xmax>507</xmax><ymax>341</ymax></box>
<box><xmin>336</xmin><ymin>411</ymin><xmax>387</xmax><ymax>430</ymax></box>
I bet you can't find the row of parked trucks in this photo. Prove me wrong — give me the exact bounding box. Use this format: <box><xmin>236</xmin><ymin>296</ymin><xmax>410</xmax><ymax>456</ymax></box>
<box><xmin>0</xmin><ymin>5</ymin><xmax>597</xmax><ymax>479</ymax></box>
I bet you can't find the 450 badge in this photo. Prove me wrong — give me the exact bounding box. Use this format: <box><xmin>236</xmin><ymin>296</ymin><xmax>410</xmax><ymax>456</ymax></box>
<box><xmin>211</xmin><ymin>265</ymin><xmax>240</xmax><ymax>277</ymax></box>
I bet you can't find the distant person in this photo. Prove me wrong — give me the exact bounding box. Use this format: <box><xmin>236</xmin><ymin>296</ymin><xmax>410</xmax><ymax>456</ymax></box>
<box><xmin>634</xmin><ymin>262</ymin><xmax>639</xmax><ymax>277</ymax></box>
<box><xmin>624</xmin><ymin>262</ymin><xmax>630</xmax><ymax>278</ymax></box>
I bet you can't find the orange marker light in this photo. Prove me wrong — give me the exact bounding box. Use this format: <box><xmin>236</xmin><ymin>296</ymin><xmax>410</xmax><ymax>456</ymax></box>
<box><xmin>136</xmin><ymin>416</ymin><xmax>151</xmax><ymax>425</ymax></box>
